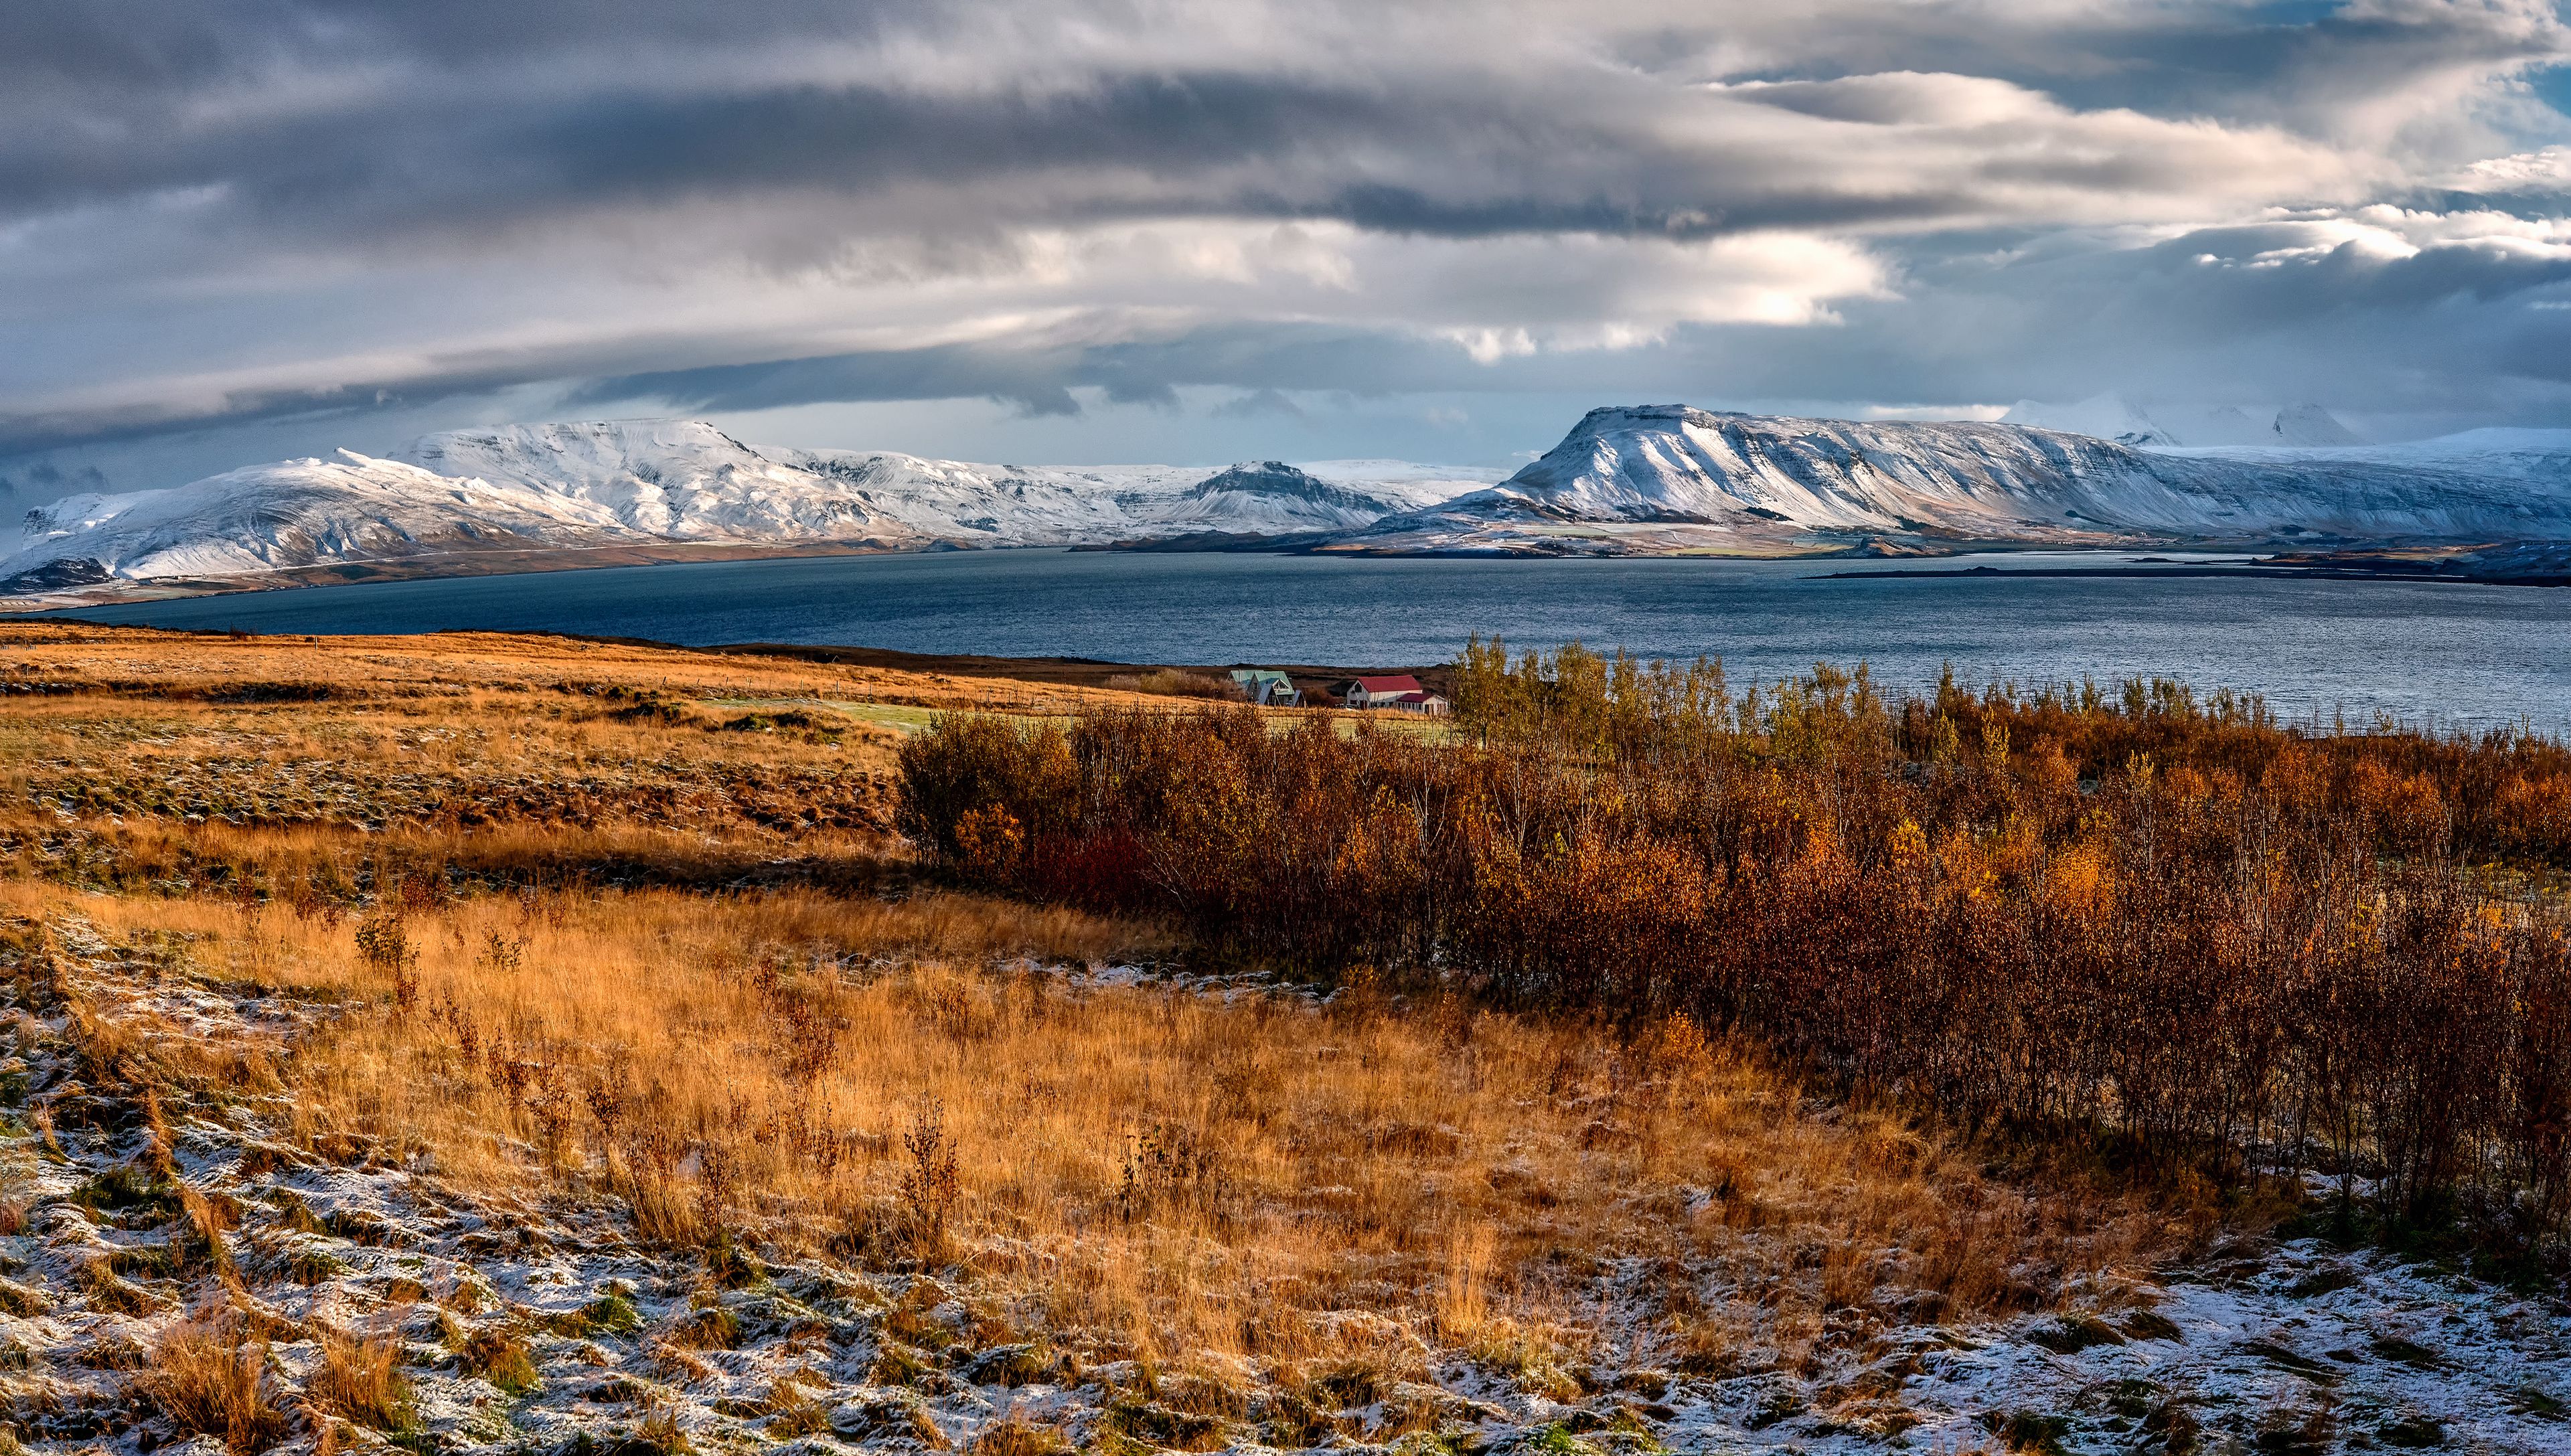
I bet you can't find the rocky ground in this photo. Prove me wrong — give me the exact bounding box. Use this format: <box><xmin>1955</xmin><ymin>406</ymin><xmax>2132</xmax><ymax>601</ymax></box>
<box><xmin>0</xmin><ymin>922</ymin><xmax>2563</xmax><ymax>1456</ymax></box>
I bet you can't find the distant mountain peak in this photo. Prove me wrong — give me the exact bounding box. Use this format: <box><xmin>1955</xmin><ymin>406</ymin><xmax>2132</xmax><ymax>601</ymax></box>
<box><xmin>1186</xmin><ymin>461</ymin><xmax>1395</xmax><ymax>511</ymax></box>
<box><xmin>2272</xmin><ymin>402</ymin><xmax>2363</xmax><ymax>447</ymax></box>
<box><xmin>2002</xmin><ymin>394</ymin><xmax>2363</xmax><ymax>449</ymax></box>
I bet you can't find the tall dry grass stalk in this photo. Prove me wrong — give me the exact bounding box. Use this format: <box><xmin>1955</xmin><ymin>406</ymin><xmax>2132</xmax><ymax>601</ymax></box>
<box><xmin>1436</xmin><ymin>1224</ymin><xmax>1495</xmax><ymax>1342</ymax></box>
<box><xmin>145</xmin><ymin>1315</ymin><xmax>293</xmax><ymax>1456</ymax></box>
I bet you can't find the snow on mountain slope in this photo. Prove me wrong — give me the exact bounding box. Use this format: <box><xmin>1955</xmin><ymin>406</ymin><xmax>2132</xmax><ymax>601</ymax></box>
<box><xmin>2270</xmin><ymin>402</ymin><xmax>2364</xmax><ymax>446</ymax></box>
<box><xmin>1</xmin><ymin>420</ymin><xmax>1494</xmax><ymax>596</ymax></box>
<box><xmin>2161</xmin><ymin>426</ymin><xmax>2571</xmax><ymax>481</ymax></box>
<box><xmin>12</xmin><ymin>408</ymin><xmax>2567</xmax><ymax>597</ymax></box>
<box><xmin>1177</xmin><ymin>461</ymin><xmax>1462</xmax><ymax>531</ymax></box>
<box><xmin>775</xmin><ymin>451</ymin><xmax>1211</xmax><ymax>545</ymax></box>
<box><xmin>1341</xmin><ymin>406</ymin><xmax>2571</xmax><ymax>555</ymax></box>
<box><xmin>2122</xmin><ymin>428</ymin><xmax>2571</xmax><ymax>540</ymax></box>
<box><xmin>5</xmin><ymin>452</ymin><xmax>649</xmax><ymax>588</ymax></box>
<box><xmin>408</xmin><ymin>421</ymin><xmax>919</xmax><ymax>544</ymax></box>
<box><xmin>775</xmin><ymin>449</ymin><xmax>1484</xmax><ymax>544</ymax></box>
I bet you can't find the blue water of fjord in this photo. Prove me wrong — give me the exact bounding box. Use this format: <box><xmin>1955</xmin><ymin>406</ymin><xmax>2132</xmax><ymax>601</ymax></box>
<box><xmin>48</xmin><ymin>549</ymin><xmax>2571</xmax><ymax>732</ymax></box>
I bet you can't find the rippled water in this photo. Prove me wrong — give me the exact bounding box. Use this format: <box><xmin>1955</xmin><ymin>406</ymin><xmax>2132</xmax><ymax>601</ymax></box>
<box><xmin>42</xmin><ymin>548</ymin><xmax>2571</xmax><ymax>732</ymax></box>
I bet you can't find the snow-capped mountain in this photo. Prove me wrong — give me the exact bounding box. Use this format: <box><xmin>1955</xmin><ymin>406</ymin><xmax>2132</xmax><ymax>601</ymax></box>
<box><xmin>771</xmin><ymin>451</ymin><xmax>1477</xmax><ymax>546</ymax></box>
<box><xmin>2270</xmin><ymin>403</ymin><xmax>2365</xmax><ymax>447</ymax></box>
<box><xmin>1</xmin><ymin>420</ymin><xmax>1494</xmax><ymax>597</ymax></box>
<box><xmin>1334</xmin><ymin>405</ymin><xmax>2571</xmax><ymax>555</ymax></box>
<box><xmin>2001</xmin><ymin>394</ymin><xmax>2364</xmax><ymax>447</ymax></box>
<box><xmin>404</xmin><ymin>421</ymin><xmax>919</xmax><ymax>544</ymax></box>
<box><xmin>7</xmin><ymin>452</ymin><xmax>680</xmax><ymax>590</ymax></box>
<box><xmin>11</xmin><ymin>407</ymin><xmax>2571</xmax><ymax>600</ymax></box>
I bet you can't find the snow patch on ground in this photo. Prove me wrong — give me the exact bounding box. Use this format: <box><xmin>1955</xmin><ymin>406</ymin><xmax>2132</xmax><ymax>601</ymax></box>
<box><xmin>3</xmin><ymin>924</ymin><xmax>2563</xmax><ymax>1456</ymax></box>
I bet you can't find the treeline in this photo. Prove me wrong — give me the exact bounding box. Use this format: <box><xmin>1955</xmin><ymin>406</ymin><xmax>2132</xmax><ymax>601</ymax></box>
<box><xmin>899</xmin><ymin>643</ymin><xmax>2571</xmax><ymax>1252</ymax></box>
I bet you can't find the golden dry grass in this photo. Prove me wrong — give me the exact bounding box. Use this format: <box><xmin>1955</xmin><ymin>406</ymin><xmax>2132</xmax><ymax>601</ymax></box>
<box><xmin>0</xmin><ymin>625</ymin><xmax>988</xmax><ymax>898</ymax></box>
<box><xmin>0</xmin><ymin>623</ymin><xmax>1207</xmax><ymax>856</ymax></box>
<box><xmin>0</xmin><ymin>624</ymin><xmax>2192</xmax><ymax>1391</ymax></box>
<box><xmin>144</xmin><ymin>1315</ymin><xmax>294</xmax><ymax>1455</ymax></box>
<box><xmin>305</xmin><ymin>1326</ymin><xmax>416</xmax><ymax>1435</ymax></box>
<box><xmin>0</xmin><ymin>621</ymin><xmax>1168</xmax><ymax>714</ymax></box>
<box><xmin>0</xmin><ymin>625</ymin><xmax>1363</xmax><ymax>898</ymax></box>
<box><xmin>11</xmin><ymin>874</ymin><xmax>2181</xmax><ymax>1380</ymax></box>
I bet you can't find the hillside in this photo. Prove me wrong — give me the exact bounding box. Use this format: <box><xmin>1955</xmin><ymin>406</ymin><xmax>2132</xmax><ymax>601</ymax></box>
<box><xmin>1</xmin><ymin>424</ymin><xmax>1492</xmax><ymax>604</ymax></box>
<box><xmin>5</xmin><ymin>453</ymin><xmax>679</xmax><ymax>592</ymax></box>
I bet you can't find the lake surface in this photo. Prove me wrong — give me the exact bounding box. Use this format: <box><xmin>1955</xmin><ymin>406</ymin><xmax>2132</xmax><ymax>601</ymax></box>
<box><xmin>37</xmin><ymin>549</ymin><xmax>2571</xmax><ymax>732</ymax></box>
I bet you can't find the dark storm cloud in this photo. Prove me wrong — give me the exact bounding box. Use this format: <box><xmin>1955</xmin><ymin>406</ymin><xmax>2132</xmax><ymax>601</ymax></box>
<box><xmin>0</xmin><ymin>61</ymin><xmax>2311</xmax><ymax>247</ymax></box>
<box><xmin>1626</xmin><ymin>220</ymin><xmax>2571</xmax><ymax>415</ymax></box>
<box><xmin>3</xmin><ymin>0</ymin><xmax>2570</xmax><ymax>473</ymax></box>
<box><xmin>570</xmin><ymin>332</ymin><xmax>1457</xmax><ymax>420</ymax></box>
<box><xmin>1211</xmin><ymin>388</ymin><xmax>1307</xmax><ymax>420</ymax></box>
<box><xmin>6</xmin><ymin>1</ymin><xmax>2549</xmax><ymax>239</ymax></box>
<box><xmin>0</xmin><ymin>357</ymin><xmax>567</xmax><ymax>459</ymax></box>
<box><xmin>0</xmin><ymin>461</ymin><xmax>104</xmax><ymax>505</ymax></box>
<box><xmin>1779</xmin><ymin>1</ymin><xmax>2561</xmax><ymax>121</ymax></box>
<box><xmin>569</xmin><ymin>345</ymin><xmax>1086</xmax><ymax>418</ymax></box>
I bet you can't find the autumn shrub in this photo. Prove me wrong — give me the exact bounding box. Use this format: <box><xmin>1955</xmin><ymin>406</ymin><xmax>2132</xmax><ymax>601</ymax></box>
<box><xmin>900</xmin><ymin>646</ymin><xmax>2571</xmax><ymax>1250</ymax></box>
<box><xmin>894</xmin><ymin>714</ymin><xmax>1079</xmax><ymax>876</ymax></box>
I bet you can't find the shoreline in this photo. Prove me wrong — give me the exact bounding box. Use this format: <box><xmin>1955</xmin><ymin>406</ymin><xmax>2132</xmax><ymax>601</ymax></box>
<box><xmin>1818</xmin><ymin>562</ymin><xmax>2491</xmax><ymax>584</ymax></box>
<box><xmin>10</xmin><ymin>539</ymin><xmax>2568</xmax><ymax>617</ymax></box>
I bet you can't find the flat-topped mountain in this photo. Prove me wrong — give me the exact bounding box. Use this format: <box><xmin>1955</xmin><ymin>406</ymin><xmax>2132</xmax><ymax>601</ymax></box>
<box><xmin>1334</xmin><ymin>405</ymin><xmax>2571</xmax><ymax>556</ymax></box>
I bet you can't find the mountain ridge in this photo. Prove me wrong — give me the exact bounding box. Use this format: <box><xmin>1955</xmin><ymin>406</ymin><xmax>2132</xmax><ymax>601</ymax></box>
<box><xmin>10</xmin><ymin>408</ymin><xmax>2571</xmax><ymax>603</ymax></box>
<box><xmin>3</xmin><ymin>422</ymin><xmax>1496</xmax><ymax>600</ymax></box>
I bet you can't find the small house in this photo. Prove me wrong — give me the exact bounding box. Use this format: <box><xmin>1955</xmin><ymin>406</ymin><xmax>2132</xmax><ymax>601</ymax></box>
<box><xmin>1229</xmin><ymin>669</ymin><xmax>1302</xmax><ymax>708</ymax></box>
<box><xmin>1342</xmin><ymin>674</ymin><xmax>1431</xmax><ymax>710</ymax></box>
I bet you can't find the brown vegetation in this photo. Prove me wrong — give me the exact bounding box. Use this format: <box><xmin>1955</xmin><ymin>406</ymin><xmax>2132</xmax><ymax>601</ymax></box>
<box><xmin>901</xmin><ymin>639</ymin><xmax>2571</xmax><ymax>1257</ymax></box>
<box><xmin>0</xmin><ymin>623</ymin><xmax>1222</xmax><ymax>910</ymax></box>
<box><xmin>14</xmin><ymin>876</ymin><xmax>2157</xmax><ymax>1378</ymax></box>
<box><xmin>144</xmin><ymin>1316</ymin><xmax>293</xmax><ymax>1455</ymax></box>
<box><xmin>1101</xmin><ymin>669</ymin><xmax>1239</xmax><ymax>700</ymax></box>
<box><xmin>305</xmin><ymin>1326</ymin><xmax>416</xmax><ymax>1435</ymax></box>
<box><xmin>17</xmin><ymin>620</ymin><xmax>2546</xmax><ymax>1449</ymax></box>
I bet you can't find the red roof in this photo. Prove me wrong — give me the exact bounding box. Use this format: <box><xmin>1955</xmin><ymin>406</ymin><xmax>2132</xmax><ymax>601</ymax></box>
<box><xmin>1353</xmin><ymin>675</ymin><xmax>1423</xmax><ymax>694</ymax></box>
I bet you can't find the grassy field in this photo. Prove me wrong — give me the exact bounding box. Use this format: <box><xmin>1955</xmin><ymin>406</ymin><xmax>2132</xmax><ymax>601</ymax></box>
<box><xmin>0</xmin><ymin>622</ymin><xmax>2555</xmax><ymax>1455</ymax></box>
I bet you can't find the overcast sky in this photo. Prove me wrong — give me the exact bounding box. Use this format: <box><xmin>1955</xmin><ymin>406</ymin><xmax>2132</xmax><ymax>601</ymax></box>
<box><xmin>6</xmin><ymin>0</ymin><xmax>2570</xmax><ymax>500</ymax></box>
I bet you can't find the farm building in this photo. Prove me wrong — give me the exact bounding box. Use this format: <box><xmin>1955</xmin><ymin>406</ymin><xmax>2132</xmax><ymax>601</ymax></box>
<box><xmin>1229</xmin><ymin>669</ymin><xmax>1302</xmax><ymax>707</ymax></box>
<box><xmin>1338</xmin><ymin>675</ymin><xmax>1450</xmax><ymax>716</ymax></box>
